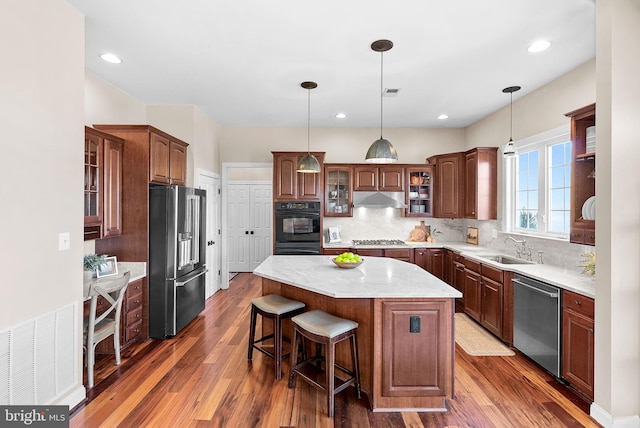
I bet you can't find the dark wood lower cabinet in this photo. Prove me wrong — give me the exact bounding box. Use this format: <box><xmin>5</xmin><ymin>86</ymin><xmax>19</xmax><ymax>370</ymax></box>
<box><xmin>414</xmin><ymin>248</ymin><xmax>445</xmax><ymax>280</ymax></box>
<box><xmin>463</xmin><ymin>268</ymin><xmax>482</xmax><ymax>322</ymax></box>
<box><xmin>453</xmin><ymin>257</ymin><xmax>466</xmax><ymax>312</ymax></box>
<box><xmin>322</xmin><ymin>247</ymin><xmax>350</xmax><ymax>256</ymax></box>
<box><xmin>562</xmin><ymin>290</ymin><xmax>595</xmax><ymax>401</ymax></box>
<box><xmin>479</xmin><ymin>264</ymin><xmax>503</xmax><ymax>338</ymax></box>
<box><xmin>381</xmin><ymin>300</ymin><xmax>450</xmax><ymax>397</ymax></box>
<box><xmin>354</xmin><ymin>248</ymin><xmax>414</xmax><ymax>263</ymax></box>
<box><xmin>480</xmin><ymin>276</ymin><xmax>502</xmax><ymax>337</ymax></box>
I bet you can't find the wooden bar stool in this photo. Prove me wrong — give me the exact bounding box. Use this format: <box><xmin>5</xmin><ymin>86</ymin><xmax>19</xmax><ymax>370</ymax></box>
<box><xmin>248</xmin><ymin>294</ymin><xmax>305</xmax><ymax>380</ymax></box>
<box><xmin>288</xmin><ymin>309</ymin><xmax>362</xmax><ymax>418</ymax></box>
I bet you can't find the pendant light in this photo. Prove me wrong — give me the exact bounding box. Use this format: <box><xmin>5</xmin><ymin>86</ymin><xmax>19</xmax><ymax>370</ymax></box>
<box><xmin>365</xmin><ymin>39</ymin><xmax>398</xmax><ymax>163</ymax></box>
<box><xmin>502</xmin><ymin>85</ymin><xmax>521</xmax><ymax>158</ymax></box>
<box><xmin>296</xmin><ymin>81</ymin><xmax>321</xmax><ymax>173</ymax></box>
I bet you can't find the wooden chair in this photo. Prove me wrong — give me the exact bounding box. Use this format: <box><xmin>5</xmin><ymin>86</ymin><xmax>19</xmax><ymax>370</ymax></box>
<box><xmin>83</xmin><ymin>271</ymin><xmax>131</xmax><ymax>387</ymax></box>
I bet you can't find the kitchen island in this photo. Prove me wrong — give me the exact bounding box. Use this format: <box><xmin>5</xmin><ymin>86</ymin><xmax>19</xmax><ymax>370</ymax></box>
<box><xmin>253</xmin><ymin>255</ymin><xmax>462</xmax><ymax>412</ymax></box>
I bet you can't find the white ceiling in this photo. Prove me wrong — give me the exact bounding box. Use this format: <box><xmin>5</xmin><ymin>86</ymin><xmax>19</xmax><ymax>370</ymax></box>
<box><xmin>67</xmin><ymin>0</ymin><xmax>595</xmax><ymax>128</ymax></box>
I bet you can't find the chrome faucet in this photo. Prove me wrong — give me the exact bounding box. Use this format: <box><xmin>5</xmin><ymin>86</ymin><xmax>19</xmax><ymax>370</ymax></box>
<box><xmin>504</xmin><ymin>236</ymin><xmax>527</xmax><ymax>259</ymax></box>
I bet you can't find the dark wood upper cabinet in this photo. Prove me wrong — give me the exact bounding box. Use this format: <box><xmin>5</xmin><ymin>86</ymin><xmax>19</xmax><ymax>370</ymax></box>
<box><xmin>272</xmin><ymin>151</ymin><xmax>325</xmax><ymax>201</ymax></box>
<box><xmin>149</xmin><ymin>133</ymin><xmax>171</xmax><ymax>184</ymax></box>
<box><xmin>405</xmin><ymin>166</ymin><xmax>434</xmax><ymax>217</ymax></box>
<box><xmin>102</xmin><ymin>137</ymin><xmax>123</xmax><ymax>238</ymax></box>
<box><xmin>427</xmin><ymin>148</ymin><xmax>496</xmax><ymax>220</ymax></box>
<box><xmin>95</xmin><ymin>124</ymin><xmax>189</xmax><ymax>187</ymax></box>
<box><xmin>464</xmin><ymin>147</ymin><xmax>498</xmax><ymax>220</ymax></box>
<box><xmin>324</xmin><ymin>164</ymin><xmax>353</xmax><ymax>216</ymax></box>
<box><xmin>566</xmin><ymin>104</ymin><xmax>596</xmax><ymax>246</ymax></box>
<box><xmin>84</xmin><ymin>127</ymin><xmax>124</xmax><ymax>241</ymax></box>
<box><xmin>428</xmin><ymin>153</ymin><xmax>464</xmax><ymax>218</ymax></box>
<box><xmin>169</xmin><ymin>141</ymin><xmax>187</xmax><ymax>186</ymax></box>
<box><xmin>353</xmin><ymin>165</ymin><xmax>404</xmax><ymax>192</ymax></box>
<box><xmin>149</xmin><ymin>132</ymin><xmax>188</xmax><ymax>186</ymax></box>
<box><xmin>380</xmin><ymin>166</ymin><xmax>404</xmax><ymax>191</ymax></box>
<box><xmin>353</xmin><ymin>165</ymin><xmax>378</xmax><ymax>191</ymax></box>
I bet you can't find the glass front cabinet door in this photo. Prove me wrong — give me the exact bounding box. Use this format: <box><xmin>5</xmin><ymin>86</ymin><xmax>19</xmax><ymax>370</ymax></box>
<box><xmin>406</xmin><ymin>167</ymin><xmax>434</xmax><ymax>217</ymax></box>
<box><xmin>324</xmin><ymin>165</ymin><xmax>353</xmax><ymax>217</ymax></box>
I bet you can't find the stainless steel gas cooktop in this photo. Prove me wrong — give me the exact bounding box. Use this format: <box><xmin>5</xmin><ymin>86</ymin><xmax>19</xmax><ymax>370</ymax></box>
<box><xmin>352</xmin><ymin>239</ymin><xmax>407</xmax><ymax>246</ymax></box>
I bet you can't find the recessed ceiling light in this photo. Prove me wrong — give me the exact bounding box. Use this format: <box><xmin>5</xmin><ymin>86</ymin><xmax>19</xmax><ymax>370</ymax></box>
<box><xmin>335</xmin><ymin>113</ymin><xmax>346</xmax><ymax>119</ymax></box>
<box><xmin>100</xmin><ymin>53</ymin><xmax>122</xmax><ymax>64</ymax></box>
<box><xmin>527</xmin><ymin>40</ymin><xmax>551</xmax><ymax>53</ymax></box>
<box><xmin>437</xmin><ymin>114</ymin><xmax>449</xmax><ymax>120</ymax></box>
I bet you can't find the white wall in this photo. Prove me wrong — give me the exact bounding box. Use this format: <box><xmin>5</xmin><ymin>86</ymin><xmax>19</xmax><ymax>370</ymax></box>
<box><xmin>220</xmin><ymin>126</ymin><xmax>465</xmax><ymax>164</ymax></box>
<box><xmin>0</xmin><ymin>0</ymin><xmax>85</xmax><ymax>405</ymax></box>
<box><xmin>592</xmin><ymin>0</ymin><xmax>640</xmax><ymax>426</ymax></box>
<box><xmin>465</xmin><ymin>60</ymin><xmax>596</xmax><ymax>150</ymax></box>
<box><xmin>85</xmin><ymin>71</ymin><xmax>147</xmax><ymax>126</ymax></box>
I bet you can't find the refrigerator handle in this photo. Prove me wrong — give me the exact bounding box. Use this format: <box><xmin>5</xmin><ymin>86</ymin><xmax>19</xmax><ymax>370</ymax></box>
<box><xmin>192</xmin><ymin>195</ymin><xmax>200</xmax><ymax>265</ymax></box>
<box><xmin>175</xmin><ymin>269</ymin><xmax>208</xmax><ymax>287</ymax></box>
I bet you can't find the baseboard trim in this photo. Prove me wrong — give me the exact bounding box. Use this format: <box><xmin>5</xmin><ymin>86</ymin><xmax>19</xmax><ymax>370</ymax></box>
<box><xmin>591</xmin><ymin>402</ymin><xmax>640</xmax><ymax>428</ymax></box>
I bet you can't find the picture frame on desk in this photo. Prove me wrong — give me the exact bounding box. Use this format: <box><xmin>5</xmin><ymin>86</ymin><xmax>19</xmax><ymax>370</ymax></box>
<box><xmin>96</xmin><ymin>256</ymin><xmax>118</xmax><ymax>278</ymax></box>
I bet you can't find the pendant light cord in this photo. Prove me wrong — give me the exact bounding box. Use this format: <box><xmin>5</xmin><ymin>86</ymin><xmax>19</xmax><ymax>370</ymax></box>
<box><xmin>307</xmin><ymin>87</ymin><xmax>311</xmax><ymax>154</ymax></box>
<box><xmin>509</xmin><ymin>92</ymin><xmax>513</xmax><ymax>141</ymax></box>
<box><xmin>380</xmin><ymin>50</ymin><xmax>384</xmax><ymax>139</ymax></box>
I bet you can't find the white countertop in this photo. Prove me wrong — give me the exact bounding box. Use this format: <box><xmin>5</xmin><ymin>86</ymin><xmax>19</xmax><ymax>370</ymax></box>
<box><xmin>83</xmin><ymin>261</ymin><xmax>147</xmax><ymax>300</ymax></box>
<box><xmin>253</xmin><ymin>255</ymin><xmax>462</xmax><ymax>299</ymax></box>
<box><xmin>323</xmin><ymin>240</ymin><xmax>595</xmax><ymax>299</ymax></box>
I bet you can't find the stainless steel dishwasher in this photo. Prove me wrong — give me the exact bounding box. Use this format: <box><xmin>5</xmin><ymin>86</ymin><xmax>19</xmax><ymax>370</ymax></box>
<box><xmin>513</xmin><ymin>274</ymin><xmax>561</xmax><ymax>377</ymax></box>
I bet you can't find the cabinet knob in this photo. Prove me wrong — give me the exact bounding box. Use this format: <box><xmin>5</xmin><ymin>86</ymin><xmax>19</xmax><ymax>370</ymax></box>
<box><xmin>574</xmin><ymin>300</ymin><xmax>582</xmax><ymax>305</ymax></box>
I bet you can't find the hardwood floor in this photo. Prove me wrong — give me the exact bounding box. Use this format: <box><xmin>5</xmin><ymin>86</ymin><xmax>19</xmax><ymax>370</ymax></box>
<box><xmin>71</xmin><ymin>273</ymin><xmax>601</xmax><ymax>427</ymax></box>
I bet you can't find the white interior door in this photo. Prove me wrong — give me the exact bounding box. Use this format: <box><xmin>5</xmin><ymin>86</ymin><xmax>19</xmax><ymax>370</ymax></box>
<box><xmin>249</xmin><ymin>184</ymin><xmax>273</xmax><ymax>270</ymax></box>
<box><xmin>227</xmin><ymin>184</ymin><xmax>251</xmax><ymax>272</ymax></box>
<box><xmin>198</xmin><ymin>171</ymin><xmax>221</xmax><ymax>299</ymax></box>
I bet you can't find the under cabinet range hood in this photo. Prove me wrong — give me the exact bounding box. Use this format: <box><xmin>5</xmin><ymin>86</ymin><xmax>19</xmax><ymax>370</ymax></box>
<box><xmin>352</xmin><ymin>192</ymin><xmax>408</xmax><ymax>209</ymax></box>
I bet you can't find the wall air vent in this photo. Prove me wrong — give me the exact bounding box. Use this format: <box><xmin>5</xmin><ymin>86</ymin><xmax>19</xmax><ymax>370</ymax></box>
<box><xmin>383</xmin><ymin>88</ymin><xmax>400</xmax><ymax>97</ymax></box>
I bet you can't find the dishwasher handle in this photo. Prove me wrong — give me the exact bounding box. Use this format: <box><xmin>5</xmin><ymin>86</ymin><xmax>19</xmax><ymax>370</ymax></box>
<box><xmin>513</xmin><ymin>278</ymin><xmax>559</xmax><ymax>298</ymax></box>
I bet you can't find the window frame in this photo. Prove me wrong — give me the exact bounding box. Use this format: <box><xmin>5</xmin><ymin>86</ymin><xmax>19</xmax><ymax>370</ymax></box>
<box><xmin>504</xmin><ymin>125</ymin><xmax>571</xmax><ymax>240</ymax></box>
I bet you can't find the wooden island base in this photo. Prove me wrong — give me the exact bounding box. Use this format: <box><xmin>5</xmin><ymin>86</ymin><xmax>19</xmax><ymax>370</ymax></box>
<box><xmin>262</xmin><ymin>278</ymin><xmax>455</xmax><ymax>412</ymax></box>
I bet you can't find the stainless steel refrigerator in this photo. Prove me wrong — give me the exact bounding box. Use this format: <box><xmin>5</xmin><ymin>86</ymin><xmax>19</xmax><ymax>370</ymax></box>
<box><xmin>149</xmin><ymin>185</ymin><xmax>207</xmax><ymax>338</ymax></box>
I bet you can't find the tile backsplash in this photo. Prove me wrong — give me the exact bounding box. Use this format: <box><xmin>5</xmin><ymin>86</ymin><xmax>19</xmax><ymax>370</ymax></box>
<box><xmin>323</xmin><ymin>209</ymin><xmax>464</xmax><ymax>243</ymax></box>
<box><xmin>323</xmin><ymin>209</ymin><xmax>592</xmax><ymax>273</ymax></box>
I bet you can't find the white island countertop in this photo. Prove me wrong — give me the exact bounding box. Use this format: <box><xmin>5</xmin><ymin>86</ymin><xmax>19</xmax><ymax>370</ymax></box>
<box><xmin>253</xmin><ymin>255</ymin><xmax>462</xmax><ymax>299</ymax></box>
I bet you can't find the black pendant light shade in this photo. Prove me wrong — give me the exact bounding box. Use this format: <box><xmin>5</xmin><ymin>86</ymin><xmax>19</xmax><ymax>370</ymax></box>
<box><xmin>365</xmin><ymin>40</ymin><xmax>398</xmax><ymax>163</ymax></box>
<box><xmin>502</xmin><ymin>85</ymin><xmax>521</xmax><ymax>158</ymax></box>
<box><xmin>297</xmin><ymin>81</ymin><xmax>321</xmax><ymax>173</ymax></box>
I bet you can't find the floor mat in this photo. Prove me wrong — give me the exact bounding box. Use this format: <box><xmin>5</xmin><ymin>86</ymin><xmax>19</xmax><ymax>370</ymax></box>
<box><xmin>455</xmin><ymin>313</ymin><xmax>515</xmax><ymax>356</ymax></box>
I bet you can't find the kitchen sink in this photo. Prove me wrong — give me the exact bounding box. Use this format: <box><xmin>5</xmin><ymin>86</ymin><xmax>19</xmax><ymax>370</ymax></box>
<box><xmin>475</xmin><ymin>254</ymin><xmax>535</xmax><ymax>265</ymax></box>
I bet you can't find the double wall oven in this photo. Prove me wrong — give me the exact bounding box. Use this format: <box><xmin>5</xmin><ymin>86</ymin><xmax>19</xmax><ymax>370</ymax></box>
<box><xmin>274</xmin><ymin>201</ymin><xmax>321</xmax><ymax>255</ymax></box>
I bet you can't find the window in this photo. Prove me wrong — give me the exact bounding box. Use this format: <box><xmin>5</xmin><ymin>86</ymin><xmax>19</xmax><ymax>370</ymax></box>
<box><xmin>506</xmin><ymin>125</ymin><xmax>571</xmax><ymax>239</ymax></box>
